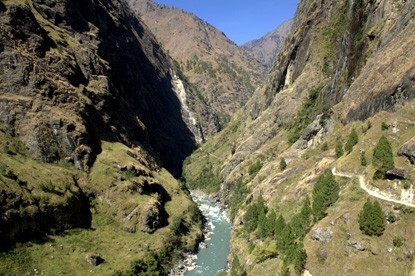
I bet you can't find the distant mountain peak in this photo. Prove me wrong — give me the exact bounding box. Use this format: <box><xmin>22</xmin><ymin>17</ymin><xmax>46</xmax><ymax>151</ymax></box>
<box><xmin>242</xmin><ymin>19</ymin><xmax>293</xmax><ymax>68</ymax></box>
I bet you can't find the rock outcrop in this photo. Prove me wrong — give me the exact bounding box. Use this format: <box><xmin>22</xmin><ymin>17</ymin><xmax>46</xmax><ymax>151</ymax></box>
<box><xmin>141</xmin><ymin>199</ymin><xmax>163</xmax><ymax>233</ymax></box>
<box><xmin>311</xmin><ymin>227</ymin><xmax>333</xmax><ymax>244</ymax></box>
<box><xmin>85</xmin><ymin>253</ymin><xmax>104</xmax><ymax>266</ymax></box>
<box><xmin>398</xmin><ymin>138</ymin><xmax>415</xmax><ymax>164</ymax></box>
<box><xmin>386</xmin><ymin>168</ymin><xmax>408</xmax><ymax>180</ymax></box>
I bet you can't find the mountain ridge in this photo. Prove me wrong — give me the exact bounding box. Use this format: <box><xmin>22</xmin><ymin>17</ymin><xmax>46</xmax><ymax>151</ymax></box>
<box><xmin>128</xmin><ymin>0</ymin><xmax>267</xmax><ymax>124</ymax></box>
<box><xmin>242</xmin><ymin>19</ymin><xmax>294</xmax><ymax>68</ymax></box>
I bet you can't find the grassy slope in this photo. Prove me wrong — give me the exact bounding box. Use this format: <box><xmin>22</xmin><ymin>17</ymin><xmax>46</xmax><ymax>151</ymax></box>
<box><xmin>0</xmin><ymin>129</ymin><xmax>201</xmax><ymax>275</ymax></box>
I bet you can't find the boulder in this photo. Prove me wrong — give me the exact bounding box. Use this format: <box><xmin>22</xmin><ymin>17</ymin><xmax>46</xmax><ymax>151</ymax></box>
<box><xmin>311</xmin><ymin>227</ymin><xmax>333</xmax><ymax>243</ymax></box>
<box><xmin>398</xmin><ymin>138</ymin><xmax>415</xmax><ymax>164</ymax></box>
<box><xmin>386</xmin><ymin>168</ymin><xmax>408</xmax><ymax>180</ymax></box>
<box><xmin>85</xmin><ymin>253</ymin><xmax>104</xmax><ymax>266</ymax></box>
<box><xmin>319</xmin><ymin>248</ymin><xmax>329</xmax><ymax>260</ymax></box>
<box><xmin>347</xmin><ymin>241</ymin><xmax>365</xmax><ymax>251</ymax></box>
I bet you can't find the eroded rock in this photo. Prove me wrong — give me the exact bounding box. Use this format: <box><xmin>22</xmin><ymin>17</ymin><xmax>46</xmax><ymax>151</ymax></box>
<box><xmin>311</xmin><ymin>227</ymin><xmax>333</xmax><ymax>243</ymax></box>
<box><xmin>141</xmin><ymin>200</ymin><xmax>162</xmax><ymax>233</ymax></box>
<box><xmin>398</xmin><ymin>138</ymin><xmax>415</xmax><ymax>164</ymax></box>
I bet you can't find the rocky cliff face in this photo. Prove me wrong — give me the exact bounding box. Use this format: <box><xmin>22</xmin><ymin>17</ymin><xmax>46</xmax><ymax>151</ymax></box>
<box><xmin>0</xmin><ymin>0</ymin><xmax>203</xmax><ymax>267</ymax></box>
<box><xmin>0</xmin><ymin>0</ymin><xmax>199</xmax><ymax>175</ymax></box>
<box><xmin>242</xmin><ymin>19</ymin><xmax>293</xmax><ymax>68</ymax></box>
<box><xmin>128</xmin><ymin>0</ymin><xmax>267</xmax><ymax>123</ymax></box>
<box><xmin>183</xmin><ymin>0</ymin><xmax>415</xmax><ymax>274</ymax></box>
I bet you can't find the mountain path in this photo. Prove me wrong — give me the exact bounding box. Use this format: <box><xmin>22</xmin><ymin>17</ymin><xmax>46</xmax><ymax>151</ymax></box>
<box><xmin>332</xmin><ymin>168</ymin><xmax>415</xmax><ymax>208</ymax></box>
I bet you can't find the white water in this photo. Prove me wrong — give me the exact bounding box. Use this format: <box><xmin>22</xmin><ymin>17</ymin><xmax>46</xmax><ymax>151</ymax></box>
<box><xmin>185</xmin><ymin>194</ymin><xmax>231</xmax><ymax>276</ymax></box>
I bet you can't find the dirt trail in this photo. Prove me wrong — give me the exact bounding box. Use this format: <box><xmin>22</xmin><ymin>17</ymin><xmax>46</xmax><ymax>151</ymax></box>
<box><xmin>332</xmin><ymin>168</ymin><xmax>415</xmax><ymax>208</ymax></box>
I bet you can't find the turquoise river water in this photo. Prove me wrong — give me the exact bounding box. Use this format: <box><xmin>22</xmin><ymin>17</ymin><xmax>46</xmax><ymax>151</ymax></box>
<box><xmin>185</xmin><ymin>194</ymin><xmax>231</xmax><ymax>276</ymax></box>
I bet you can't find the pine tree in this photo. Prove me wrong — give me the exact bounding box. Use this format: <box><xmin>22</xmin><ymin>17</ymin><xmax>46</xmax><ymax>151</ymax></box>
<box><xmin>291</xmin><ymin>197</ymin><xmax>312</xmax><ymax>238</ymax></box>
<box><xmin>274</xmin><ymin>214</ymin><xmax>286</xmax><ymax>241</ymax></box>
<box><xmin>358</xmin><ymin>199</ymin><xmax>372</xmax><ymax>234</ymax></box>
<box><xmin>345</xmin><ymin>129</ymin><xmax>359</xmax><ymax>153</ymax></box>
<box><xmin>256</xmin><ymin>195</ymin><xmax>267</xmax><ymax>215</ymax></box>
<box><xmin>294</xmin><ymin>245</ymin><xmax>307</xmax><ymax>275</ymax></box>
<box><xmin>244</xmin><ymin>195</ymin><xmax>267</xmax><ymax>232</ymax></box>
<box><xmin>358</xmin><ymin>199</ymin><xmax>386</xmax><ymax>236</ymax></box>
<box><xmin>373</xmin><ymin>135</ymin><xmax>394</xmax><ymax>175</ymax></box>
<box><xmin>360</xmin><ymin>151</ymin><xmax>368</xmax><ymax>166</ymax></box>
<box><xmin>244</xmin><ymin>203</ymin><xmax>259</xmax><ymax>232</ymax></box>
<box><xmin>279</xmin><ymin>158</ymin><xmax>287</xmax><ymax>171</ymax></box>
<box><xmin>371</xmin><ymin>201</ymin><xmax>386</xmax><ymax>236</ymax></box>
<box><xmin>256</xmin><ymin>211</ymin><xmax>268</xmax><ymax>239</ymax></box>
<box><xmin>335</xmin><ymin>140</ymin><xmax>344</xmax><ymax>158</ymax></box>
<box><xmin>312</xmin><ymin>169</ymin><xmax>340</xmax><ymax>220</ymax></box>
<box><xmin>266</xmin><ymin>210</ymin><xmax>277</xmax><ymax>237</ymax></box>
<box><xmin>279</xmin><ymin>224</ymin><xmax>296</xmax><ymax>254</ymax></box>
<box><xmin>299</xmin><ymin>197</ymin><xmax>312</xmax><ymax>230</ymax></box>
<box><xmin>230</xmin><ymin>256</ymin><xmax>246</xmax><ymax>276</ymax></box>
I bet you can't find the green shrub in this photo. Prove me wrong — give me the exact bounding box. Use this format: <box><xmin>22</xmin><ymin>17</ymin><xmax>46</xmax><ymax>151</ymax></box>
<box><xmin>128</xmin><ymin>253</ymin><xmax>161</xmax><ymax>276</ymax></box>
<box><xmin>360</xmin><ymin>151</ymin><xmax>368</xmax><ymax>166</ymax></box>
<box><xmin>0</xmin><ymin>163</ymin><xmax>6</xmax><ymax>176</ymax></box>
<box><xmin>249</xmin><ymin>160</ymin><xmax>262</xmax><ymax>177</ymax></box>
<box><xmin>381</xmin><ymin>122</ymin><xmax>390</xmax><ymax>130</ymax></box>
<box><xmin>345</xmin><ymin>129</ymin><xmax>358</xmax><ymax>153</ymax></box>
<box><xmin>169</xmin><ymin>215</ymin><xmax>184</xmax><ymax>236</ymax></box>
<box><xmin>335</xmin><ymin>140</ymin><xmax>344</xmax><ymax>158</ymax></box>
<box><xmin>279</xmin><ymin>158</ymin><xmax>287</xmax><ymax>171</ymax></box>
<box><xmin>39</xmin><ymin>181</ymin><xmax>55</xmax><ymax>192</ymax></box>
<box><xmin>393</xmin><ymin>236</ymin><xmax>403</xmax><ymax>247</ymax></box>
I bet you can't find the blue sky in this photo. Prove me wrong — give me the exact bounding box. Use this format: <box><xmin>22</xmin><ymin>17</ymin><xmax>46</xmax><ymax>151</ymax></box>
<box><xmin>152</xmin><ymin>0</ymin><xmax>299</xmax><ymax>45</ymax></box>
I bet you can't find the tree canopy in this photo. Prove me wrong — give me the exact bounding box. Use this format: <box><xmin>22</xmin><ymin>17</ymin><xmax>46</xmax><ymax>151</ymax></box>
<box><xmin>373</xmin><ymin>135</ymin><xmax>394</xmax><ymax>175</ymax></box>
<box><xmin>358</xmin><ymin>199</ymin><xmax>385</xmax><ymax>236</ymax></box>
<box><xmin>312</xmin><ymin>169</ymin><xmax>340</xmax><ymax>220</ymax></box>
<box><xmin>345</xmin><ymin>128</ymin><xmax>359</xmax><ymax>153</ymax></box>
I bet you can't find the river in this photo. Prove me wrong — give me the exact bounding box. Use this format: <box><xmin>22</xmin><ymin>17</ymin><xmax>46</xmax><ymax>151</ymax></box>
<box><xmin>185</xmin><ymin>193</ymin><xmax>231</xmax><ymax>276</ymax></box>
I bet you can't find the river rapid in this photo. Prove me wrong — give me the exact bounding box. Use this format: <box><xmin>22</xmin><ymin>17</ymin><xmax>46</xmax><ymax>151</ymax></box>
<box><xmin>185</xmin><ymin>192</ymin><xmax>231</xmax><ymax>276</ymax></box>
